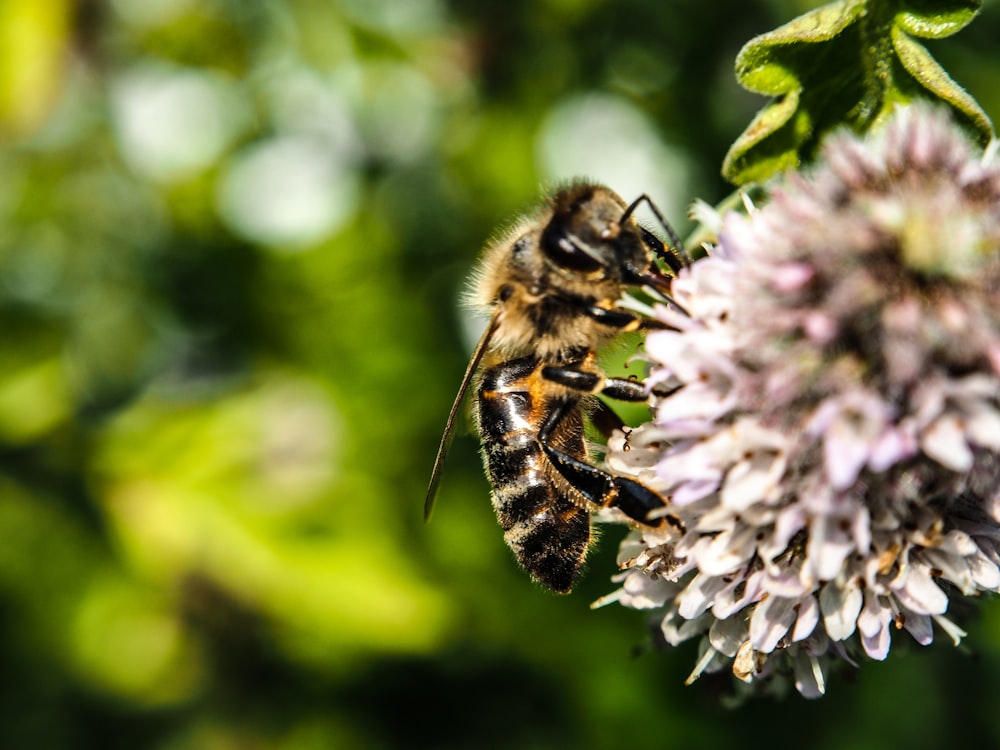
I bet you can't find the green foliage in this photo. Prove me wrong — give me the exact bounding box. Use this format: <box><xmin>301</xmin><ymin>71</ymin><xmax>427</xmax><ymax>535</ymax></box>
<box><xmin>723</xmin><ymin>0</ymin><xmax>994</xmax><ymax>184</ymax></box>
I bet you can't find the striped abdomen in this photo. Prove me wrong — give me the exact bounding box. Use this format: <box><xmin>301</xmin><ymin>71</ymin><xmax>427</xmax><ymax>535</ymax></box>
<box><xmin>476</xmin><ymin>355</ymin><xmax>591</xmax><ymax>593</ymax></box>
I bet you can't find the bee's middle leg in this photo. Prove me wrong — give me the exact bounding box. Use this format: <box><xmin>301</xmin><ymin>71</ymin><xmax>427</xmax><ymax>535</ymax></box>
<box><xmin>541</xmin><ymin>364</ymin><xmax>649</xmax><ymax>401</ymax></box>
<box><xmin>542</xmin><ymin>362</ymin><xmax>648</xmax><ymax>441</ymax></box>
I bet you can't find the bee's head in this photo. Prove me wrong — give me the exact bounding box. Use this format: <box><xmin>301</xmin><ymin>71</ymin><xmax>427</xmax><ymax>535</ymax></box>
<box><xmin>468</xmin><ymin>184</ymin><xmax>677</xmax><ymax>358</ymax></box>
<box><xmin>469</xmin><ymin>183</ymin><xmax>674</xmax><ymax>321</ymax></box>
<box><xmin>539</xmin><ymin>184</ymin><xmax>670</xmax><ymax>292</ymax></box>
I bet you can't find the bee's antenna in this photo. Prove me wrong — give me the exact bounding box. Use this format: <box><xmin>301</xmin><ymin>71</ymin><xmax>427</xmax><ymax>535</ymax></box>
<box><xmin>620</xmin><ymin>194</ymin><xmax>691</xmax><ymax>268</ymax></box>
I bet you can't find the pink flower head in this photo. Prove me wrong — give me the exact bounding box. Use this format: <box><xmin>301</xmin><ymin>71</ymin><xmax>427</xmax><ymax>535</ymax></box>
<box><xmin>602</xmin><ymin>105</ymin><xmax>1000</xmax><ymax>697</ymax></box>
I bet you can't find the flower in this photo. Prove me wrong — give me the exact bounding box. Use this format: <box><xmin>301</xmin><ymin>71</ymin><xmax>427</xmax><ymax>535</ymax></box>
<box><xmin>601</xmin><ymin>105</ymin><xmax>1000</xmax><ymax>697</ymax></box>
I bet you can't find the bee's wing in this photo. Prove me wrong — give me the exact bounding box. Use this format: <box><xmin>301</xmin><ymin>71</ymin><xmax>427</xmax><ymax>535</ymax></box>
<box><xmin>424</xmin><ymin>311</ymin><xmax>500</xmax><ymax>522</ymax></box>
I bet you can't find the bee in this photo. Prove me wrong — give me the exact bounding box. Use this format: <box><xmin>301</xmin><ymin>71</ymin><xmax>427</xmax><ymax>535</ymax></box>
<box><xmin>425</xmin><ymin>182</ymin><xmax>685</xmax><ymax>593</ymax></box>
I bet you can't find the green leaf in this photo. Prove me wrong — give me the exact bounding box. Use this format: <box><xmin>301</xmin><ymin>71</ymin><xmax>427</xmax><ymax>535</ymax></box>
<box><xmin>890</xmin><ymin>25</ymin><xmax>992</xmax><ymax>136</ymax></box>
<box><xmin>722</xmin><ymin>0</ymin><xmax>993</xmax><ymax>185</ymax></box>
<box><xmin>895</xmin><ymin>0</ymin><xmax>982</xmax><ymax>38</ymax></box>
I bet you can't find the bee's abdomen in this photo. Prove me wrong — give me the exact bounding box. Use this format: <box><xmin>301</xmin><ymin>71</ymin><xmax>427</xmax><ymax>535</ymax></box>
<box><xmin>497</xmin><ymin>482</ymin><xmax>590</xmax><ymax>593</ymax></box>
<box><xmin>477</xmin><ymin>358</ymin><xmax>590</xmax><ymax>593</ymax></box>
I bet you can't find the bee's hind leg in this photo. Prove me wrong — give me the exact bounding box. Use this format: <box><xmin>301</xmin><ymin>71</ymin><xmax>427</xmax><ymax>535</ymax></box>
<box><xmin>537</xmin><ymin>400</ymin><xmax>668</xmax><ymax>529</ymax></box>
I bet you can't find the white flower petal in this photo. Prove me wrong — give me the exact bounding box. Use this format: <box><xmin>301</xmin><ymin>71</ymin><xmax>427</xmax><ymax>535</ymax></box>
<box><xmin>921</xmin><ymin>415</ymin><xmax>974</xmax><ymax>471</ymax></box>
<box><xmin>902</xmin><ymin>610</ymin><xmax>934</xmax><ymax>645</ymax></box>
<box><xmin>911</xmin><ymin>381</ymin><xmax>946</xmax><ymax>427</ymax></box>
<box><xmin>969</xmin><ymin>550</ymin><xmax>1000</xmax><ymax>590</ymax></box>
<box><xmin>661</xmin><ymin>609</ymin><xmax>712</xmax><ymax>646</ymax></box>
<box><xmin>722</xmin><ymin>449</ymin><xmax>785</xmax><ymax>510</ymax></box>
<box><xmin>770</xmin><ymin>262</ymin><xmax>815</xmax><ymax>292</ymax></box>
<box><xmin>807</xmin><ymin>516</ymin><xmax>854</xmax><ymax>581</ymax></box>
<box><xmin>805</xmin><ymin>398</ymin><xmax>839</xmax><ymax>437</ymax></box>
<box><xmin>761</xmin><ymin>505</ymin><xmax>806</xmax><ymax>561</ymax></box>
<box><xmin>815</xmin><ymin>392</ymin><xmax>891</xmax><ymax>489</ymax></box>
<box><xmin>677</xmin><ymin>573</ymin><xmax>728</xmax><ymax>619</ymax></box>
<box><xmin>857</xmin><ymin>591</ymin><xmax>892</xmax><ymax>660</ymax></box>
<box><xmin>658</xmin><ymin>442</ymin><xmax>723</xmax><ymax>484</ymax></box>
<box><xmin>692</xmin><ymin>527</ymin><xmax>757</xmax><ymax>577</ymax></box>
<box><xmin>793</xmin><ymin>651</ymin><xmax>826</xmax><ymax>698</ymax></box>
<box><xmin>803</xmin><ymin>311</ymin><xmax>838</xmax><ymax>343</ymax></box>
<box><xmin>761</xmin><ymin>568</ymin><xmax>810</xmax><ymax>598</ymax></box>
<box><xmin>892</xmin><ymin>566</ymin><xmax>949</xmax><ymax>615</ymax></box>
<box><xmin>792</xmin><ymin>595</ymin><xmax>820</xmax><ymax>642</ymax></box>
<box><xmin>620</xmin><ymin>571</ymin><xmax>673</xmax><ymax>609</ymax></box>
<box><xmin>868</xmin><ymin>425</ymin><xmax>917</xmax><ymax>471</ymax></box>
<box><xmin>965</xmin><ymin>407</ymin><xmax>1000</xmax><ymax>451</ymax></box>
<box><xmin>750</xmin><ymin>596</ymin><xmax>797</xmax><ymax>652</ymax></box>
<box><xmin>823</xmin><ymin>424</ymin><xmax>870</xmax><ymax>489</ymax></box>
<box><xmin>819</xmin><ymin>580</ymin><xmax>863</xmax><ymax>641</ymax></box>
<box><xmin>693</xmin><ymin>504</ymin><xmax>740</xmax><ymax>532</ymax></box>
<box><xmin>922</xmin><ymin>549</ymin><xmax>974</xmax><ymax>594</ymax></box>
<box><xmin>671</xmin><ymin>479</ymin><xmax>721</xmax><ymax>506</ymax></box>
<box><xmin>708</xmin><ymin>616</ymin><xmax>748</xmax><ymax>657</ymax></box>
<box><xmin>658</xmin><ymin>382</ymin><xmax>734</xmax><ymax>424</ymax></box>
<box><xmin>936</xmin><ymin>530</ymin><xmax>978</xmax><ymax>556</ymax></box>
<box><xmin>711</xmin><ymin>571</ymin><xmax>763</xmax><ymax>620</ymax></box>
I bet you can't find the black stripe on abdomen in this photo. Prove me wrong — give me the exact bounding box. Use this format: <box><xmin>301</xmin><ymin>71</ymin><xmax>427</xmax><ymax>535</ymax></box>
<box><xmin>503</xmin><ymin>498</ymin><xmax>590</xmax><ymax>593</ymax></box>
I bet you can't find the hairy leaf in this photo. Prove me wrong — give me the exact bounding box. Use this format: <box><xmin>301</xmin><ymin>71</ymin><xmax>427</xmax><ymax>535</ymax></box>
<box><xmin>723</xmin><ymin>0</ymin><xmax>993</xmax><ymax>185</ymax></box>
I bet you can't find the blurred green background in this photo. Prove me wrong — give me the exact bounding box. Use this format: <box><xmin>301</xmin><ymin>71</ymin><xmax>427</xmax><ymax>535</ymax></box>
<box><xmin>2</xmin><ymin>0</ymin><xmax>1000</xmax><ymax>748</ymax></box>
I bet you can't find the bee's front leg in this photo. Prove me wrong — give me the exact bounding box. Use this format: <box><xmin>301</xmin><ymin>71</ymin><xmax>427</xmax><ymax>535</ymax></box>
<box><xmin>582</xmin><ymin>304</ymin><xmax>669</xmax><ymax>332</ymax></box>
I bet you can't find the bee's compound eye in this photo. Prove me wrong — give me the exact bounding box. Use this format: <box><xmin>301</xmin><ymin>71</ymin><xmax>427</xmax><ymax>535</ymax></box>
<box><xmin>498</xmin><ymin>284</ymin><xmax>514</xmax><ymax>302</ymax></box>
<box><xmin>541</xmin><ymin>227</ymin><xmax>603</xmax><ymax>274</ymax></box>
